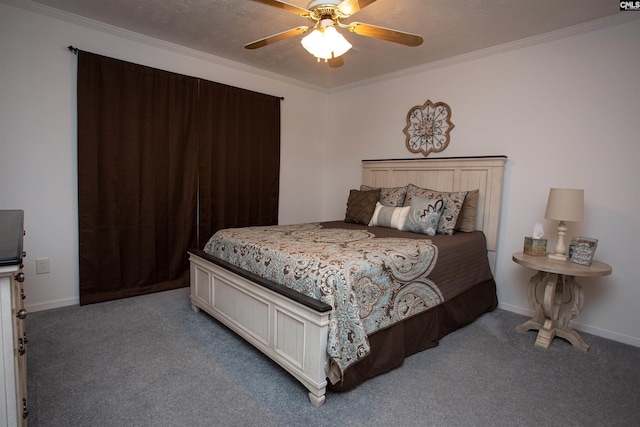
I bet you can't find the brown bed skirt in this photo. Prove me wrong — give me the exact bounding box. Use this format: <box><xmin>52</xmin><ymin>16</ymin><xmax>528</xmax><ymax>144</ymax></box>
<box><xmin>329</xmin><ymin>277</ymin><xmax>498</xmax><ymax>391</ymax></box>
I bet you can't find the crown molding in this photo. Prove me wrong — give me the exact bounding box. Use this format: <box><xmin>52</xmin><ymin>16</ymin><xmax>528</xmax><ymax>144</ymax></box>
<box><xmin>1</xmin><ymin>0</ymin><xmax>323</xmax><ymax>92</ymax></box>
<box><xmin>329</xmin><ymin>13</ymin><xmax>640</xmax><ymax>93</ymax></box>
<box><xmin>4</xmin><ymin>0</ymin><xmax>638</xmax><ymax>95</ymax></box>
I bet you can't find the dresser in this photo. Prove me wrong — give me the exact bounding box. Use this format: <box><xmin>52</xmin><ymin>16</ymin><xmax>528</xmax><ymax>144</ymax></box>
<box><xmin>0</xmin><ymin>210</ymin><xmax>28</xmax><ymax>426</ymax></box>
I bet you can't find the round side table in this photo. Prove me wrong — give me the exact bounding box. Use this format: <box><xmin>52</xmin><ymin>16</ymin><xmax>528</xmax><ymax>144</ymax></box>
<box><xmin>512</xmin><ymin>252</ymin><xmax>612</xmax><ymax>351</ymax></box>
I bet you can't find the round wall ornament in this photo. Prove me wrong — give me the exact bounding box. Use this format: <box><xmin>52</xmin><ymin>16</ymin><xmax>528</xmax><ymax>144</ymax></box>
<box><xmin>403</xmin><ymin>100</ymin><xmax>454</xmax><ymax>157</ymax></box>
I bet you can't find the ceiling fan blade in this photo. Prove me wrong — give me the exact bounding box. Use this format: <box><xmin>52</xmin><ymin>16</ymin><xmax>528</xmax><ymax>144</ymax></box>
<box><xmin>250</xmin><ymin>0</ymin><xmax>310</xmax><ymax>16</ymax></box>
<box><xmin>328</xmin><ymin>56</ymin><xmax>345</xmax><ymax>68</ymax></box>
<box><xmin>347</xmin><ymin>22</ymin><xmax>423</xmax><ymax>47</ymax></box>
<box><xmin>337</xmin><ymin>0</ymin><xmax>378</xmax><ymax>16</ymax></box>
<box><xmin>245</xmin><ymin>26</ymin><xmax>309</xmax><ymax>49</ymax></box>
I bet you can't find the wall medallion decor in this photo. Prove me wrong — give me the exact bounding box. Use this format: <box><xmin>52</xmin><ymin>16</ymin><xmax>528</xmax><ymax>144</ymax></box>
<box><xmin>403</xmin><ymin>100</ymin><xmax>454</xmax><ymax>157</ymax></box>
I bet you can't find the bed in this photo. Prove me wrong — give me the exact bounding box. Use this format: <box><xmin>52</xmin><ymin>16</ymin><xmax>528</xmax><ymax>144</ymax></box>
<box><xmin>189</xmin><ymin>156</ymin><xmax>506</xmax><ymax>407</ymax></box>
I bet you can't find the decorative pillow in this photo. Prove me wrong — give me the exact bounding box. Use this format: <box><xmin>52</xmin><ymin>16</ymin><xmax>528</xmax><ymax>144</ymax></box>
<box><xmin>403</xmin><ymin>184</ymin><xmax>468</xmax><ymax>235</ymax></box>
<box><xmin>344</xmin><ymin>188</ymin><xmax>381</xmax><ymax>225</ymax></box>
<box><xmin>456</xmin><ymin>189</ymin><xmax>479</xmax><ymax>232</ymax></box>
<box><xmin>360</xmin><ymin>185</ymin><xmax>407</xmax><ymax>207</ymax></box>
<box><xmin>403</xmin><ymin>197</ymin><xmax>445</xmax><ymax>236</ymax></box>
<box><xmin>369</xmin><ymin>202</ymin><xmax>411</xmax><ymax>230</ymax></box>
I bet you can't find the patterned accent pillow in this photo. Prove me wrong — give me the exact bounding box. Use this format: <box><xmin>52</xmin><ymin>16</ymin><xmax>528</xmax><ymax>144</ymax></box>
<box><xmin>369</xmin><ymin>202</ymin><xmax>411</xmax><ymax>230</ymax></box>
<box><xmin>360</xmin><ymin>185</ymin><xmax>407</xmax><ymax>207</ymax></box>
<box><xmin>403</xmin><ymin>184</ymin><xmax>468</xmax><ymax>235</ymax></box>
<box><xmin>456</xmin><ymin>189</ymin><xmax>479</xmax><ymax>232</ymax></box>
<box><xmin>344</xmin><ymin>188</ymin><xmax>381</xmax><ymax>225</ymax></box>
<box><xmin>403</xmin><ymin>197</ymin><xmax>445</xmax><ymax>236</ymax></box>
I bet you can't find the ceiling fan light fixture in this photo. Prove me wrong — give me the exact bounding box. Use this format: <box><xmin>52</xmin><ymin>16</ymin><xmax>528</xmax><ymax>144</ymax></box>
<box><xmin>301</xmin><ymin>24</ymin><xmax>352</xmax><ymax>60</ymax></box>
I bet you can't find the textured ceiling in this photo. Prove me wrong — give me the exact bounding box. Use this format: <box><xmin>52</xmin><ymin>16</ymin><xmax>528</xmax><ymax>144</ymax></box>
<box><xmin>22</xmin><ymin>0</ymin><xmax>634</xmax><ymax>90</ymax></box>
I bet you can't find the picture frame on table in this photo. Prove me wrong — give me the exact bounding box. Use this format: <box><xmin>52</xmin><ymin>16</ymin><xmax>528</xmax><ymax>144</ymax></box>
<box><xmin>570</xmin><ymin>237</ymin><xmax>598</xmax><ymax>266</ymax></box>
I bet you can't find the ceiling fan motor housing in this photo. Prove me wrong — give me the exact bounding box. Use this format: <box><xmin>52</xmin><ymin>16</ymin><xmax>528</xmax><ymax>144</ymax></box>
<box><xmin>307</xmin><ymin>0</ymin><xmax>349</xmax><ymax>21</ymax></box>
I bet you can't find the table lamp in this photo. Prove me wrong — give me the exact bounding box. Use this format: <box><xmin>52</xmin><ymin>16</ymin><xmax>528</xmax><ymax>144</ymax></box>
<box><xmin>544</xmin><ymin>188</ymin><xmax>584</xmax><ymax>261</ymax></box>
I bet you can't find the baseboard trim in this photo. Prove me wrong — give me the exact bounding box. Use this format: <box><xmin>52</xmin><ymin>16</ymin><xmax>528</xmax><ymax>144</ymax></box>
<box><xmin>26</xmin><ymin>297</ymin><xmax>78</xmax><ymax>312</ymax></box>
<box><xmin>24</xmin><ymin>298</ymin><xmax>640</xmax><ymax>348</ymax></box>
<box><xmin>498</xmin><ymin>302</ymin><xmax>640</xmax><ymax>348</ymax></box>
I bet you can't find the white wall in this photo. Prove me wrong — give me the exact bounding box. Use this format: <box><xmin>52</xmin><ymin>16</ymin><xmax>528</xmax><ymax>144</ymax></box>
<box><xmin>0</xmin><ymin>2</ymin><xmax>329</xmax><ymax>311</ymax></box>
<box><xmin>325</xmin><ymin>19</ymin><xmax>640</xmax><ymax>346</ymax></box>
<box><xmin>2</xmin><ymin>1</ymin><xmax>638</xmax><ymax>348</ymax></box>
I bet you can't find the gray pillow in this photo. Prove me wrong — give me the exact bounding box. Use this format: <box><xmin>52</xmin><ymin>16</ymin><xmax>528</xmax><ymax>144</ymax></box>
<box><xmin>360</xmin><ymin>185</ymin><xmax>407</xmax><ymax>207</ymax></box>
<box><xmin>404</xmin><ymin>184</ymin><xmax>467</xmax><ymax>235</ymax></box>
<box><xmin>403</xmin><ymin>196</ymin><xmax>445</xmax><ymax>236</ymax></box>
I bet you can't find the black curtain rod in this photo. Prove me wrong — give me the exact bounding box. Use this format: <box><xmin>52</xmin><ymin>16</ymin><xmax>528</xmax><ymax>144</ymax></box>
<box><xmin>66</xmin><ymin>45</ymin><xmax>283</xmax><ymax>100</ymax></box>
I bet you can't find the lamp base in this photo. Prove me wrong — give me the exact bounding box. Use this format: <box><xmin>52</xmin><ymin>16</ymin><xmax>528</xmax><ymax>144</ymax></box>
<box><xmin>548</xmin><ymin>220</ymin><xmax>569</xmax><ymax>262</ymax></box>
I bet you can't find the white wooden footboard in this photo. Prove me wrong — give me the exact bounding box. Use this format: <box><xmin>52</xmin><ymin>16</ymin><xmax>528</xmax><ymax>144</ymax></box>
<box><xmin>189</xmin><ymin>251</ymin><xmax>331</xmax><ymax>407</ymax></box>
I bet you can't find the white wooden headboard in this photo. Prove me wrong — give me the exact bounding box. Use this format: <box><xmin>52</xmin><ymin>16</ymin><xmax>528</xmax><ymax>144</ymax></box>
<box><xmin>362</xmin><ymin>156</ymin><xmax>507</xmax><ymax>272</ymax></box>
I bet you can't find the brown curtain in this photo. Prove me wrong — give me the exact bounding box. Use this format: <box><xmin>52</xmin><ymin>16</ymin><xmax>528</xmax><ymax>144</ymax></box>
<box><xmin>78</xmin><ymin>52</ymin><xmax>198</xmax><ymax>305</ymax></box>
<box><xmin>77</xmin><ymin>51</ymin><xmax>280</xmax><ymax>305</ymax></box>
<box><xmin>197</xmin><ymin>80</ymin><xmax>280</xmax><ymax>247</ymax></box>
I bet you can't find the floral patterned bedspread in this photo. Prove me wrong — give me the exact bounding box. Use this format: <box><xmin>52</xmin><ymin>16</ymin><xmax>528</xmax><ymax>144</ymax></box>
<box><xmin>203</xmin><ymin>222</ymin><xmax>442</xmax><ymax>382</ymax></box>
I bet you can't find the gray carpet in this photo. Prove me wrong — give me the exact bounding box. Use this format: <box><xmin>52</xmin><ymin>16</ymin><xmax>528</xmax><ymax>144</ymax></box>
<box><xmin>26</xmin><ymin>287</ymin><xmax>640</xmax><ymax>426</ymax></box>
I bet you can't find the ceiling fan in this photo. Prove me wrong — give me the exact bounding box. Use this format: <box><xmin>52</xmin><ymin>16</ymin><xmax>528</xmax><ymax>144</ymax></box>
<box><xmin>245</xmin><ymin>0</ymin><xmax>423</xmax><ymax>68</ymax></box>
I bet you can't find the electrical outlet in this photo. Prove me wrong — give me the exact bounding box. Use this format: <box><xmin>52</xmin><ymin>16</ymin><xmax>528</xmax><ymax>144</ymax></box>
<box><xmin>35</xmin><ymin>257</ymin><xmax>50</xmax><ymax>274</ymax></box>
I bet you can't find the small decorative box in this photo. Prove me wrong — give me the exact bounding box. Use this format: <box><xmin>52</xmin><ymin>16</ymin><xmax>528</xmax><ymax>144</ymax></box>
<box><xmin>523</xmin><ymin>237</ymin><xmax>547</xmax><ymax>256</ymax></box>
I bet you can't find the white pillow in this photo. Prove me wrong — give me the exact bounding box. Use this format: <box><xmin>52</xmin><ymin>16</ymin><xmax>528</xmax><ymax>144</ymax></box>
<box><xmin>369</xmin><ymin>202</ymin><xmax>411</xmax><ymax>230</ymax></box>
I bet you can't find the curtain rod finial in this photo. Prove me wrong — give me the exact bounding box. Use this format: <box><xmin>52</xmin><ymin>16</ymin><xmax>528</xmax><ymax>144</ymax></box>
<box><xmin>68</xmin><ymin>45</ymin><xmax>78</xmax><ymax>54</ymax></box>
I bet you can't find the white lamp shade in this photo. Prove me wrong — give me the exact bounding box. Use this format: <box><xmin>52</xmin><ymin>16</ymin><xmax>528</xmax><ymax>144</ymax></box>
<box><xmin>301</xmin><ymin>29</ymin><xmax>323</xmax><ymax>55</ymax></box>
<box><xmin>545</xmin><ymin>188</ymin><xmax>584</xmax><ymax>222</ymax></box>
<box><xmin>301</xmin><ymin>26</ymin><xmax>352</xmax><ymax>60</ymax></box>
